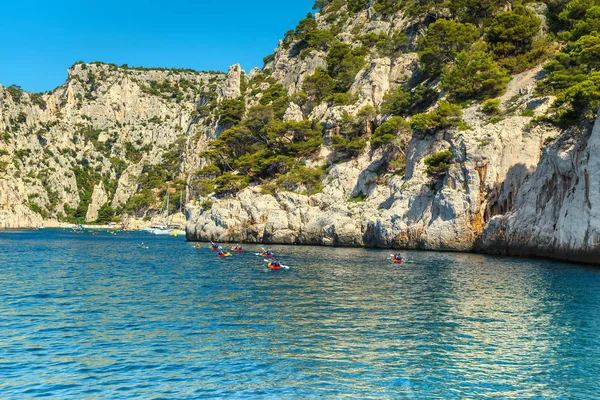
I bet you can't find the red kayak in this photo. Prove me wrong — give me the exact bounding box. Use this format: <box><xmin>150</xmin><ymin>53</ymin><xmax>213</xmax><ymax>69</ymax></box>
<box><xmin>268</xmin><ymin>263</ymin><xmax>282</xmax><ymax>270</ymax></box>
<box><xmin>210</xmin><ymin>246</ymin><xmax>219</xmax><ymax>251</ymax></box>
<box><xmin>392</xmin><ymin>258</ymin><xmax>403</xmax><ymax>263</ymax></box>
<box><xmin>232</xmin><ymin>249</ymin><xmax>244</xmax><ymax>253</ymax></box>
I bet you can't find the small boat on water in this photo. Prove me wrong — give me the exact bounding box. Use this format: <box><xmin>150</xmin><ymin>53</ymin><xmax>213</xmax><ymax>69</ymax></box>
<box><xmin>267</xmin><ymin>262</ymin><xmax>282</xmax><ymax>270</ymax></box>
<box><xmin>148</xmin><ymin>186</ymin><xmax>186</xmax><ymax>236</ymax></box>
<box><xmin>148</xmin><ymin>225</ymin><xmax>172</xmax><ymax>235</ymax></box>
<box><xmin>149</xmin><ymin>186</ymin><xmax>174</xmax><ymax>235</ymax></box>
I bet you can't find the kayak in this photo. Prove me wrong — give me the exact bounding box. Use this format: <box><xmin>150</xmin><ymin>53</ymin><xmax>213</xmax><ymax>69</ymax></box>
<box><xmin>218</xmin><ymin>252</ymin><xmax>231</xmax><ymax>257</ymax></box>
<box><xmin>210</xmin><ymin>246</ymin><xmax>219</xmax><ymax>251</ymax></box>
<box><xmin>260</xmin><ymin>253</ymin><xmax>274</xmax><ymax>258</ymax></box>
<box><xmin>138</xmin><ymin>245</ymin><xmax>149</xmax><ymax>249</ymax></box>
<box><xmin>392</xmin><ymin>258</ymin><xmax>402</xmax><ymax>263</ymax></box>
<box><xmin>194</xmin><ymin>244</ymin><xmax>201</xmax><ymax>249</ymax></box>
<box><xmin>268</xmin><ymin>262</ymin><xmax>282</xmax><ymax>270</ymax></box>
<box><xmin>232</xmin><ymin>249</ymin><xmax>244</xmax><ymax>253</ymax></box>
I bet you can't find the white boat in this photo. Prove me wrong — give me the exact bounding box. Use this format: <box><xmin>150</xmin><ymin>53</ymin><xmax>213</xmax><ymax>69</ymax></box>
<box><xmin>149</xmin><ymin>225</ymin><xmax>173</xmax><ymax>235</ymax></box>
<box><xmin>169</xmin><ymin>193</ymin><xmax>186</xmax><ymax>236</ymax></box>
<box><xmin>148</xmin><ymin>185</ymin><xmax>174</xmax><ymax>235</ymax></box>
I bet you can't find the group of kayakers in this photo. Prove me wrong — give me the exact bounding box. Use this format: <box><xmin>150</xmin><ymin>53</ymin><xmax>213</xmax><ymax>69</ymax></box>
<box><xmin>206</xmin><ymin>242</ymin><xmax>284</xmax><ymax>269</ymax></box>
<box><xmin>201</xmin><ymin>241</ymin><xmax>413</xmax><ymax>267</ymax></box>
<box><xmin>259</xmin><ymin>248</ymin><xmax>282</xmax><ymax>269</ymax></box>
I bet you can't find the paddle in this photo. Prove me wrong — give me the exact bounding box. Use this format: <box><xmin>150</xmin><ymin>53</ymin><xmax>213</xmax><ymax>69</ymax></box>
<box><xmin>263</xmin><ymin>259</ymin><xmax>289</xmax><ymax>269</ymax></box>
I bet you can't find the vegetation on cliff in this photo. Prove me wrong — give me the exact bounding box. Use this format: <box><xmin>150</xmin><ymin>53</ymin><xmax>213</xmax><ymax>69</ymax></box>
<box><xmin>2</xmin><ymin>0</ymin><xmax>599</xmax><ymax>227</ymax></box>
<box><xmin>187</xmin><ymin>0</ymin><xmax>600</xmax><ymax>203</ymax></box>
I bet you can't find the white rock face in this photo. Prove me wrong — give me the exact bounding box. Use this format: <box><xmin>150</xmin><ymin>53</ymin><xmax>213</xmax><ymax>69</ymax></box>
<box><xmin>0</xmin><ymin>179</ymin><xmax>44</xmax><ymax>228</ymax></box>
<box><xmin>270</xmin><ymin>48</ymin><xmax>327</xmax><ymax>94</ymax></box>
<box><xmin>350</xmin><ymin>54</ymin><xmax>418</xmax><ymax>105</ymax></box>
<box><xmin>0</xmin><ymin>63</ymin><xmax>232</xmax><ymax>228</ymax></box>
<box><xmin>85</xmin><ymin>183</ymin><xmax>108</xmax><ymax>222</ymax></box>
<box><xmin>479</xmin><ymin>109</ymin><xmax>600</xmax><ymax>263</ymax></box>
<box><xmin>283</xmin><ymin>103</ymin><xmax>304</xmax><ymax>122</ymax></box>
<box><xmin>219</xmin><ymin>64</ymin><xmax>243</xmax><ymax>99</ymax></box>
<box><xmin>187</xmin><ymin>65</ymin><xmax>589</xmax><ymax>261</ymax></box>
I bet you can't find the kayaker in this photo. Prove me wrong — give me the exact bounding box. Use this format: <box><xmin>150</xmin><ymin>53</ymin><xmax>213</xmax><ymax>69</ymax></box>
<box><xmin>218</xmin><ymin>248</ymin><xmax>225</xmax><ymax>256</ymax></box>
<box><xmin>141</xmin><ymin>242</ymin><xmax>145</xmax><ymax>248</ymax></box>
<box><xmin>273</xmin><ymin>258</ymin><xmax>281</xmax><ymax>267</ymax></box>
<box><xmin>407</xmin><ymin>255</ymin><xmax>413</xmax><ymax>262</ymax></box>
<box><xmin>393</xmin><ymin>253</ymin><xmax>402</xmax><ymax>261</ymax></box>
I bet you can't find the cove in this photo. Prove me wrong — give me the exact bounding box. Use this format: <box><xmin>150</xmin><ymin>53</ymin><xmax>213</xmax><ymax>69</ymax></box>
<box><xmin>1</xmin><ymin>229</ymin><xmax>599</xmax><ymax>398</ymax></box>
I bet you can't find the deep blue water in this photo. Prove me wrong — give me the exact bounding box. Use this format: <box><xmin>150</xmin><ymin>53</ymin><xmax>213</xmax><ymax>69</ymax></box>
<box><xmin>0</xmin><ymin>229</ymin><xmax>599</xmax><ymax>399</ymax></box>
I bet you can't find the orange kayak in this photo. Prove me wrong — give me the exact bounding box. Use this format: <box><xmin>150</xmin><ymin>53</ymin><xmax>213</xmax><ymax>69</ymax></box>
<box><xmin>392</xmin><ymin>258</ymin><xmax>403</xmax><ymax>263</ymax></box>
<box><xmin>268</xmin><ymin>263</ymin><xmax>282</xmax><ymax>270</ymax></box>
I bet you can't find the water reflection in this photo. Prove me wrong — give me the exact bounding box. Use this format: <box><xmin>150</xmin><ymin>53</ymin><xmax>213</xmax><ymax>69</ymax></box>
<box><xmin>0</xmin><ymin>231</ymin><xmax>599</xmax><ymax>398</ymax></box>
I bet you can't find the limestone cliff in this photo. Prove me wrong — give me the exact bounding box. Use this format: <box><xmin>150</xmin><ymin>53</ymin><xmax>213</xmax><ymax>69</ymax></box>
<box><xmin>185</xmin><ymin>1</ymin><xmax>600</xmax><ymax>263</ymax></box>
<box><xmin>478</xmin><ymin>110</ymin><xmax>600</xmax><ymax>263</ymax></box>
<box><xmin>186</xmin><ymin>66</ymin><xmax>562</xmax><ymax>251</ymax></box>
<box><xmin>0</xmin><ymin>63</ymin><xmax>241</xmax><ymax>228</ymax></box>
<box><xmin>2</xmin><ymin>0</ymin><xmax>599</xmax><ymax>264</ymax></box>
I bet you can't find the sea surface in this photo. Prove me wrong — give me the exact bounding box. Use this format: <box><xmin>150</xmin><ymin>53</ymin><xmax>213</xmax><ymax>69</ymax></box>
<box><xmin>0</xmin><ymin>229</ymin><xmax>599</xmax><ymax>399</ymax></box>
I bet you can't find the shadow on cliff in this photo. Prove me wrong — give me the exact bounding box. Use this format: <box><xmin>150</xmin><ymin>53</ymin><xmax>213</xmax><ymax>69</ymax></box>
<box><xmin>348</xmin><ymin>156</ymin><xmax>389</xmax><ymax>199</ymax></box>
<box><xmin>484</xmin><ymin>163</ymin><xmax>531</xmax><ymax>221</ymax></box>
<box><xmin>473</xmin><ymin>162</ymin><xmax>535</xmax><ymax>252</ymax></box>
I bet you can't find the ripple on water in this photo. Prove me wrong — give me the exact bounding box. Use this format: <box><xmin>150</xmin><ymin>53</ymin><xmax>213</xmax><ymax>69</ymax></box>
<box><xmin>0</xmin><ymin>229</ymin><xmax>599</xmax><ymax>398</ymax></box>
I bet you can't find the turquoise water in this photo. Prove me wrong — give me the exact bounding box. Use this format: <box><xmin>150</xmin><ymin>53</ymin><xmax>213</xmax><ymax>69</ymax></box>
<box><xmin>0</xmin><ymin>230</ymin><xmax>599</xmax><ymax>399</ymax></box>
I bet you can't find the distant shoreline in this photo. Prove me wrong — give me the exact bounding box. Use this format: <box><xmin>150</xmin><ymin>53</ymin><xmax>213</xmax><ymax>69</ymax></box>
<box><xmin>0</xmin><ymin>224</ymin><xmax>128</xmax><ymax>231</ymax></box>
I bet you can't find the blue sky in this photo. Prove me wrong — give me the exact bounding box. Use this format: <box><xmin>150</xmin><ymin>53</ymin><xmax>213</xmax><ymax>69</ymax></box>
<box><xmin>0</xmin><ymin>0</ymin><xmax>315</xmax><ymax>93</ymax></box>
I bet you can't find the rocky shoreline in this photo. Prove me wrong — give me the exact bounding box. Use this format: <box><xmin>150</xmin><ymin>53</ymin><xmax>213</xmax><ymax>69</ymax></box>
<box><xmin>186</xmin><ymin>94</ymin><xmax>600</xmax><ymax>265</ymax></box>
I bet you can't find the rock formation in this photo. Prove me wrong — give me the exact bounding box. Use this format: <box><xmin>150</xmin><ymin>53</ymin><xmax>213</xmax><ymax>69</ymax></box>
<box><xmin>2</xmin><ymin>1</ymin><xmax>599</xmax><ymax>264</ymax></box>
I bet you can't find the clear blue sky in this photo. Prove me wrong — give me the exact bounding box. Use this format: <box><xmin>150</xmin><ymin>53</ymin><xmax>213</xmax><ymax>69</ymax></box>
<box><xmin>0</xmin><ymin>0</ymin><xmax>315</xmax><ymax>93</ymax></box>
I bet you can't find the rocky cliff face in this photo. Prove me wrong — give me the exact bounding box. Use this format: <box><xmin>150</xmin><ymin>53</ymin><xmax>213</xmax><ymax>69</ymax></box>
<box><xmin>0</xmin><ymin>63</ymin><xmax>242</xmax><ymax>228</ymax></box>
<box><xmin>2</xmin><ymin>1</ymin><xmax>598</xmax><ymax>263</ymax></box>
<box><xmin>185</xmin><ymin>2</ymin><xmax>600</xmax><ymax>263</ymax></box>
<box><xmin>186</xmin><ymin>65</ymin><xmax>563</xmax><ymax>251</ymax></box>
<box><xmin>478</xmin><ymin>110</ymin><xmax>600</xmax><ymax>263</ymax></box>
